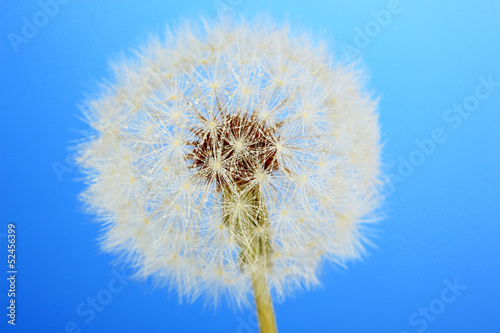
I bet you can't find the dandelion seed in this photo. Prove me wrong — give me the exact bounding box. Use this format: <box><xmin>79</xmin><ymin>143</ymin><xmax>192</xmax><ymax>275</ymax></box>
<box><xmin>75</xmin><ymin>17</ymin><xmax>383</xmax><ymax>333</ymax></box>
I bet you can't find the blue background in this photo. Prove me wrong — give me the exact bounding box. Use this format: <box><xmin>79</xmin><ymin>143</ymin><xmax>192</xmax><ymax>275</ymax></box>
<box><xmin>1</xmin><ymin>1</ymin><xmax>499</xmax><ymax>332</ymax></box>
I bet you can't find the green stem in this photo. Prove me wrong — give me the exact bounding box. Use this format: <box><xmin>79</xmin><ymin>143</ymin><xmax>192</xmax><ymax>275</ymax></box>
<box><xmin>222</xmin><ymin>185</ymin><xmax>278</xmax><ymax>333</ymax></box>
<box><xmin>252</xmin><ymin>268</ymin><xmax>277</xmax><ymax>333</ymax></box>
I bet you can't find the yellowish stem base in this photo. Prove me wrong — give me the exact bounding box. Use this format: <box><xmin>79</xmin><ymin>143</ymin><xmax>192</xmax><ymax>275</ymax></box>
<box><xmin>251</xmin><ymin>271</ymin><xmax>277</xmax><ymax>333</ymax></box>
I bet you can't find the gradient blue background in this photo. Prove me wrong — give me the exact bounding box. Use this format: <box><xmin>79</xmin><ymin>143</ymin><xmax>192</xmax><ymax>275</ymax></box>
<box><xmin>1</xmin><ymin>1</ymin><xmax>499</xmax><ymax>332</ymax></box>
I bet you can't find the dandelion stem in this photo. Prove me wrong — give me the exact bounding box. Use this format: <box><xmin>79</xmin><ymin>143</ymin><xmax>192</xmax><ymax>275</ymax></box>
<box><xmin>222</xmin><ymin>185</ymin><xmax>277</xmax><ymax>332</ymax></box>
<box><xmin>252</xmin><ymin>269</ymin><xmax>277</xmax><ymax>333</ymax></box>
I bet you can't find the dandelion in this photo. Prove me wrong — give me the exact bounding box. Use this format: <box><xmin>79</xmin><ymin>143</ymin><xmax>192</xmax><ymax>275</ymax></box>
<box><xmin>76</xmin><ymin>17</ymin><xmax>382</xmax><ymax>333</ymax></box>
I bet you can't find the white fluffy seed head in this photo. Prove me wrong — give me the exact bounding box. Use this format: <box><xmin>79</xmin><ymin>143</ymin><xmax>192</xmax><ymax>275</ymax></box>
<box><xmin>76</xmin><ymin>17</ymin><xmax>383</xmax><ymax>307</ymax></box>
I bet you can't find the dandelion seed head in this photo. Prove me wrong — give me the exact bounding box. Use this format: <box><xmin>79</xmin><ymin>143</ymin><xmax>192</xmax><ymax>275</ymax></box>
<box><xmin>76</xmin><ymin>17</ymin><xmax>383</xmax><ymax>306</ymax></box>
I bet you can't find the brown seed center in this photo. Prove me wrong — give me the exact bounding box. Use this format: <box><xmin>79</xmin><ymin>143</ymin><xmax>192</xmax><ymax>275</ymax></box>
<box><xmin>188</xmin><ymin>113</ymin><xmax>279</xmax><ymax>189</ymax></box>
